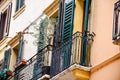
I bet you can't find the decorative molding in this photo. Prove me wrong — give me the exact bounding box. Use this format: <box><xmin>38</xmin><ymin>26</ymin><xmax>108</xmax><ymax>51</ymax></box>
<box><xmin>50</xmin><ymin>64</ymin><xmax>90</xmax><ymax>80</ymax></box>
<box><xmin>0</xmin><ymin>0</ymin><xmax>8</xmax><ymax>8</ymax></box>
<box><xmin>13</xmin><ymin>5</ymin><xmax>26</xmax><ymax>19</ymax></box>
<box><xmin>43</xmin><ymin>0</ymin><xmax>59</xmax><ymax>17</ymax></box>
<box><xmin>91</xmin><ymin>52</ymin><xmax>120</xmax><ymax>73</ymax></box>
<box><xmin>8</xmin><ymin>32</ymin><xmax>23</xmax><ymax>48</ymax></box>
<box><xmin>0</xmin><ymin>37</ymin><xmax>7</xmax><ymax>47</ymax></box>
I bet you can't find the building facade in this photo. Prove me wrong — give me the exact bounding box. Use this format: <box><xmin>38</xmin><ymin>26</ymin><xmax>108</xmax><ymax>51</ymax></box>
<box><xmin>0</xmin><ymin>0</ymin><xmax>120</xmax><ymax>80</ymax></box>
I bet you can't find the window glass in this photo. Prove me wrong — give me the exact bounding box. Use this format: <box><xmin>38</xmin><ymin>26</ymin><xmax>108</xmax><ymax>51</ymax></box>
<box><xmin>16</xmin><ymin>0</ymin><xmax>24</xmax><ymax>12</ymax></box>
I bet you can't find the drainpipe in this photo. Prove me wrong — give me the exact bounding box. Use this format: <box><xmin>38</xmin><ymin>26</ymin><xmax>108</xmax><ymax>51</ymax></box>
<box><xmin>80</xmin><ymin>0</ymin><xmax>91</xmax><ymax>66</ymax></box>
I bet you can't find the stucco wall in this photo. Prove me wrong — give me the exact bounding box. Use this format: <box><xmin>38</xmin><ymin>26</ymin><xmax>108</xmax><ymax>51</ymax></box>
<box><xmin>8</xmin><ymin>0</ymin><xmax>54</xmax><ymax>60</ymax></box>
<box><xmin>90</xmin><ymin>58</ymin><xmax>120</xmax><ymax>80</ymax></box>
<box><xmin>90</xmin><ymin>0</ymin><xmax>120</xmax><ymax>66</ymax></box>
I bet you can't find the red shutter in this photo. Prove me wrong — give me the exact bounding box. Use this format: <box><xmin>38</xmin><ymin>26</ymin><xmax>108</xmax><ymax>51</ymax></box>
<box><xmin>5</xmin><ymin>2</ymin><xmax>12</xmax><ymax>36</ymax></box>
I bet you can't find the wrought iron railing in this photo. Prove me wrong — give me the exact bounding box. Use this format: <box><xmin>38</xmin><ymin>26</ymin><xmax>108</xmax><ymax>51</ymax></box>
<box><xmin>8</xmin><ymin>45</ymin><xmax>53</xmax><ymax>80</ymax></box>
<box><xmin>50</xmin><ymin>31</ymin><xmax>83</xmax><ymax>77</ymax></box>
<box><xmin>8</xmin><ymin>31</ymin><xmax>93</xmax><ymax>80</ymax></box>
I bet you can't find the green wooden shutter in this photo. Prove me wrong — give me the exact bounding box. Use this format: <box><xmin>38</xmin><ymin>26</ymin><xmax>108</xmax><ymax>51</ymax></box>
<box><xmin>3</xmin><ymin>48</ymin><xmax>11</xmax><ymax>69</ymax></box>
<box><xmin>5</xmin><ymin>2</ymin><xmax>12</xmax><ymax>36</ymax></box>
<box><xmin>16</xmin><ymin>38</ymin><xmax>24</xmax><ymax>63</ymax></box>
<box><xmin>62</xmin><ymin>0</ymin><xmax>75</xmax><ymax>69</ymax></box>
<box><xmin>62</xmin><ymin>0</ymin><xmax>75</xmax><ymax>42</ymax></box>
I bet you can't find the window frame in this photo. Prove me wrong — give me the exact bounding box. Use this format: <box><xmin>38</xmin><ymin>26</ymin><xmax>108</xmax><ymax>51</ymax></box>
<box><xmin>15</xmin><ymin>0</ymin><xmax>25</xmax><ymax>12</ymax></box>
<box><xmin>113</xmin><ymin>1</ymin><xmax>120</xmax><ymax>40</ymax></box>
<box><xmin>0</xmin><ymin>2</ymin><xmax>12</xmax><ymax>41</ymax></box>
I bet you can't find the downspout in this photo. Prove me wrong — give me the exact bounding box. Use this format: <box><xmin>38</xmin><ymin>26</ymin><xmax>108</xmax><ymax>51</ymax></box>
<box><xmin>80</xmin><ymin>0</ymin><xmax>91</xmax><ymax>66</ymax></box>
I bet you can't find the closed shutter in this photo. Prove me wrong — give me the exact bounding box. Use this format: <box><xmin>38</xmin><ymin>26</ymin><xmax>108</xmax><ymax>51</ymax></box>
<box><xmin>3</xmin><ymin>48</ymin><xmax>11</xmax><ymax>69</ymax></box>
<box><xmin>5</xmin><ymin>2</ymin><xmax>12</xmax><ymax>36</ymax></box>
<box><xmin>62</xmin><ymin>0</ymin><xmax>75</xmax><ymax>69</ymax></box>
<box><xmin>16</xmin><ymin>38</ymin><xmax>24</xmax><ymax>64</ymax></box>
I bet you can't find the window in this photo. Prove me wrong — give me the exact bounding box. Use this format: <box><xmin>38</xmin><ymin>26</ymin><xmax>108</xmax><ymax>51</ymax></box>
<box><xmin>16</xmin><ymin>0</ymin><xmax>24</xmax><ymax>12</ymax></box>
<box><xmin>113</xmin><ymin>1</ymin><xmax>120</xmax><ymax>41</ymax></box>
<box><xmin>3</xmin><ymin>48</ymin><xmax>11</xmax><ymax>69</ymax></box>
<box><xmin>0</xmin><ymin>3</ymin><xmax>12</xmax><ymax>41</ymax></box>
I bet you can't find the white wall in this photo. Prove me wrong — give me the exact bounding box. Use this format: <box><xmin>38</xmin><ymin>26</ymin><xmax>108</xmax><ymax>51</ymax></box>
<box><xmin>9</xmin><ymin>0</ymin><xmax>54</xmax><ymax>60</ymax></box>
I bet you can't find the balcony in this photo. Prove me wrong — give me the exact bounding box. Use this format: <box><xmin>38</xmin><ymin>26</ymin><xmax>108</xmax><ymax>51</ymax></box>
<box><xmin>50</xmin><ymin>31</ymin><xmax>91</xmax><ymax>80</ymax></box>
<box><xmin>8</xmin><ymin>32</ymin><xmax>92</xmax><ymax>80</ymax></box>
<box><xmin>8</xmin><ymin>45</ymin><xmax>53</xmax><ymax>80</ymax></box>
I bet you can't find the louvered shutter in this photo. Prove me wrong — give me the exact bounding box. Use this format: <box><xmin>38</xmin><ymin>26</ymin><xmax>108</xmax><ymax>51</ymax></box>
<box><xmin>5</xmin><ymin>2</ymin><xmax>12</xmax><ymax>36</ymax></box>
<box><xmin>62</xmin><ymin>0</ymin><xmax>74</xmax><ymax>42</ymax></box>
<box><xmin>3</xmin><ymin>48</ymin><xmax>11</xmax><ymax>69</ymax></box>
<box><xmin>62</xmin><ymin>0</ymin><xmax>75</xmax><ymax>69</ymax></box>
<box><xmin>16</xmin><ymin>38</ymin><xmax>24</xmax><ymax>64</ymax></box>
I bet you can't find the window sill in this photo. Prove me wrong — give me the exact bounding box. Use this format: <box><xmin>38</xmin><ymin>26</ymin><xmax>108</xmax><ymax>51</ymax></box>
<box><xmin>13</xmin><ymin>5</ymin><xmax>26</xmax><ymax>19</ymax></box>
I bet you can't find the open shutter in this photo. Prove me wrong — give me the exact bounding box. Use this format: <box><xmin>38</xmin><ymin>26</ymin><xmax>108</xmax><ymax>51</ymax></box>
<box><xmin>0</xmin><ymin>13</ymin><xmax>5</xmax><ymax>41</ymax></box>
<box><xmin>62</xmin><ymin>0</ymin><xmax>74</xmax><ymax>42</ymax></box>
<box><xmin>0</xmin><ymin>13</ymin><xmax>2</xmax><ymax>27</ymax></box>
<box><xmin>3</xmin><ymin>48</ymin><xmax>11</xmax><ymax>69</ymax></box>
<box><xmin>0</xmin><ymin>13</ymin><xmax>3</xmax><ymax>41</ymax></box>
<box><xmin>5</xmin><ymin>2</ymin><xmax>12</xmax><ymax>36</ymax></box>
<box><xmin>113</xmin><ymin>2</ymin><xmax>120</xmax><ymax>40</ymax></box>
<box><xmin>16</xmin><ymin>38</ymin><xmax>24</xmax><ymax>64</ymax></box>
<box><xmin>62</xmin><ymin>0</ymin><xmax>75</xmax><ymax>69</ymax></box>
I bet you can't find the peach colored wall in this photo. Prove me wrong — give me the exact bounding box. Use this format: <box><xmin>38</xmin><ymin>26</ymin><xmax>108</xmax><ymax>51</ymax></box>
<box><xmin>90</xmin><ymin>0</ymin><xmax>120</xmax><ymax>66</ymax></box>
<box><xmin>90</xmin><ymin>59</ymin><xmax>120</xmax><ymax>80</ymax></box>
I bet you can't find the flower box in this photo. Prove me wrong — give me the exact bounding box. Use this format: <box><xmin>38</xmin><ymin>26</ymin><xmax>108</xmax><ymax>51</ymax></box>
<box><xmin>14</xmin><ymin>60</ymin><xmax>27</xmax><ymax>69</ymax></box>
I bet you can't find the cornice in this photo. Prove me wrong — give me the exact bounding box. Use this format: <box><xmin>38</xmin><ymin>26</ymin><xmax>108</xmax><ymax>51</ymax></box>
<box><xmin>91</xmin><ymin>52</ymin><xmax>120</xmax><ymax>73</ymax></box>
<box><xmin>8</xmin><ymin>32</ymin><xmax>23</xmax><ymax>48</ymax></box>
<box><xmin>43</xmin><ymin>0</ymin><xmax>59</xmax><ymax>17</ymax></box>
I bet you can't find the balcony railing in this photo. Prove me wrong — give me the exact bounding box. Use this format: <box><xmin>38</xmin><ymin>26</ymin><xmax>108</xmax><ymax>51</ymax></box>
<box><xmin>8</xmin><ymin>31</ymin><xmax>92</xmax><ymax>80</ymax></box>
<box><xmin>8</xmin><ymin>45</ymin><xmax>53</xmax><ymax>80</ymax></box>
<box><xmin>50</xmin><ymin>31</ymin><xmax>83</xmax><ymax>77</ymax></box>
